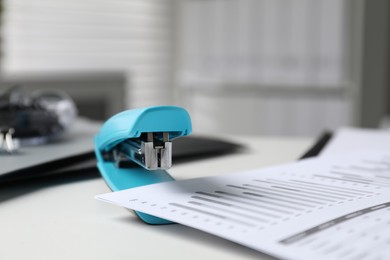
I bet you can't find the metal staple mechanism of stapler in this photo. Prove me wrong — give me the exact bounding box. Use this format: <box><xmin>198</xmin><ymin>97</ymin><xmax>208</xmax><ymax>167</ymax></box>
<box><xmin>94</xmin><ymin>106</ymin><xmax>192</xmax><ymax>224</ymax></box>
<box><xmin>110</xmin><ymin>131</ymin><xmax>172</xmax><ymax>170</ymax></box>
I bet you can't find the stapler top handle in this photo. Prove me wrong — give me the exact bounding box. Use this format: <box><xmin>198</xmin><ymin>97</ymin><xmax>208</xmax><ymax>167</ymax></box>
<box><xmin>94</xmin><ymin>106</ymin><xmax>192</xmax><ymax>225</ymax></box>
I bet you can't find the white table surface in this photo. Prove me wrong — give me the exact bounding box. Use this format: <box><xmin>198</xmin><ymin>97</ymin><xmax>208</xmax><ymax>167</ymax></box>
<box><xmin>0</xmin><ymin>135</ymin><xmax>313</xmax><ymax>260</ymax></box>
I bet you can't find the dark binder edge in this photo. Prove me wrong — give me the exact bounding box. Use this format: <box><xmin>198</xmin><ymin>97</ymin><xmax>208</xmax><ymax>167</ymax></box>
<box><xmin>0</xmin><ymin>135</ymin><xmax>243</xmax><ymax>186</ymax></box>
<box><xmin>299</xmin><ymin>131</ymin><xmax>333</xmax><ymax>160</ymax></box>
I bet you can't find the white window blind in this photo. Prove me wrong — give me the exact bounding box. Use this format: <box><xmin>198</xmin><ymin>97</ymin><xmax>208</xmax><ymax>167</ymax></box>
<box><xmin>178</xmin><ymin>0</ymin><xmax>348</xmax><ymax>89</ymax></box>
<box><xmin>1</xmin><ymin>0</ymin><xmax>174</xmax><ymax>107</ymax></box>
<box><xmin>177</xmin><ymin>0</ymin><xmax>354</xmax><ymax>136</ymax></box>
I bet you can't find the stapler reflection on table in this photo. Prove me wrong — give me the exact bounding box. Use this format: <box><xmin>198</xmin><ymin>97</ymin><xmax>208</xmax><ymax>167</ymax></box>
<box><xmin>94</xmin><ymin>106</ymin><xmax>192</xmax><ymax>224</ymax></box>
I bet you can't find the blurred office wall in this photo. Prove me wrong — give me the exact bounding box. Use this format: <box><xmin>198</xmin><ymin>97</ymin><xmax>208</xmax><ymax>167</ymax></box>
<box><xmin>1</xmin><ymin>0</ymin><xmax>389</xmax><ymax>135</ymax></box>
<box><xmin>173</xmin><ymin>0</ymin><xmax>387</xmax><ymax>136</ymax></box>
<box><xmin>1</xmin><ymin>0</ymin><xmax>174</xmax><ymax>111</ymax></box>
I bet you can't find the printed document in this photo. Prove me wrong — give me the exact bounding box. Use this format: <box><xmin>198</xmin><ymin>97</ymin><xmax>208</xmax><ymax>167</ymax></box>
<box><xmin>96</xmin><ymin>151</ymin><xmax>390</xmax><ymax>260</ymax></box>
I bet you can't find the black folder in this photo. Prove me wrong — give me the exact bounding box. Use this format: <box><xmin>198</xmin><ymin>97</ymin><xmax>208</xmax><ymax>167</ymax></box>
<box><xmin>0</xmin><ymin>131</ymin><xmax>331</xmax><ymax>187</ymax></box>
<box><xmin>0</xmin><ymin>135</ymin><xmax>243</xmax><ymax>185</ymax></box>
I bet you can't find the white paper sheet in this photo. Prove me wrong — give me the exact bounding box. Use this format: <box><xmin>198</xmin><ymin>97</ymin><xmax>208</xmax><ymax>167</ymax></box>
<box><xmin>96</xmin><ymin>152</ymin><xmax>390</xmax><ymax>260</ymax></box>
<box><xmin>320</xmin><ymin>127</ymin><xmax>390</xmax><ymax>157</ymax></box>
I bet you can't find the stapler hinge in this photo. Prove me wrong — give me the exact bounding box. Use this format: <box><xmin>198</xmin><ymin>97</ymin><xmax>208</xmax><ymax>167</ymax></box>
<box><xmin>109</xmin><ymin>132</ymin><xmax>172</xmax><ymax>170</ymax></box>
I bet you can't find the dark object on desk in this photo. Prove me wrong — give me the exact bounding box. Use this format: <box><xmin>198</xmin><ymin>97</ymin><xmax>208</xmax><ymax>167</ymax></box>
<box><xmin>0</xmin><ymin>86</ymin><xmax>77</xmax><ymax>146</ymax></box>
<box><xmin>173</xmin><ymin>135</ymin><xmax>243</xmax><ymax>162</ymax></box>
<box><xmin>0</xmin><ymin>135</ymin><xmax>243</xmax><ymax>186</ymax></box>
<box><xmin>299</xmin><ymin>131</ymin><xmax>333</xmax><ymax>159</ymax></box>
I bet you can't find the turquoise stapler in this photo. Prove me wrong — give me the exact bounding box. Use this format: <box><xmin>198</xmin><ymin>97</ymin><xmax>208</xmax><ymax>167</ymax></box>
<box><xmin>94</xmin><ymin>106</ymin><xmax>192</xmax><ymax>224</ymax></box>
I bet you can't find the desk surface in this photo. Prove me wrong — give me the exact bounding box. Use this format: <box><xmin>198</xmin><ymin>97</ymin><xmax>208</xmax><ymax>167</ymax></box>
<box><xmin>0</xmin><ymin>135</ymin><xmax>313</xmax><ymax>260</ymax></box>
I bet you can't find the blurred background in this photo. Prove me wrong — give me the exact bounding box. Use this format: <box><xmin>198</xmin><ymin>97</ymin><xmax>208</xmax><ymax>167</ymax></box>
<box><xmin>0</xmin><ymin>0</ymin><xmax>389</xmax><ymax>137</ymax></box>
